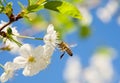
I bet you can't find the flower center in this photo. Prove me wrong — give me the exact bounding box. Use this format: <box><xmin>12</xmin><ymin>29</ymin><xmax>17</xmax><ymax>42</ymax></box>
<box><xmin>5</xmin><ymin>70</ymin><xmax>11</xmax><ymax>74</ymax></box>
<box><xmin>49</xmin><ymin>38</ymin><xmax>53</xmax><ymax>42</ymax></box>
<box><xmin>28</xmin><ymin>56</ymin><xmax>36</xmax><ymax>63</ymax></box>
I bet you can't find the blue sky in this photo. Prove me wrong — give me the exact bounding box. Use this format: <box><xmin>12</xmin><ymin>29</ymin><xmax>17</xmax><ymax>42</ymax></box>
<box><xmin>0</xmin><ymin>0</ymin><xmax>120</xmax><ymax>83</ymax></box>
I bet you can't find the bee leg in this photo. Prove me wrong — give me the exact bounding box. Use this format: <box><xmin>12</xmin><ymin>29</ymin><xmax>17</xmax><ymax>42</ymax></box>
<box><xmin>60</xmin><ymin>52</ymin><xmax>65</xmax><ymax>59</ymax></box>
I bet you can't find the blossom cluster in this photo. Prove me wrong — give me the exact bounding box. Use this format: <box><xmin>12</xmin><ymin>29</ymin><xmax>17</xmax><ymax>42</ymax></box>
<box><xmin>78</xmin><ymin>0</ymin><xmax>119</xmax><ymax>25</ymax></box>
<box><xmin>64</xmin><ymin>47</ymin><xmax>116</xmax><ymax>83</ymax></box>
<box><xmin>0</xmin><ymin>21</ymin><xmax>58</xmax><ymax>83</ymax></box>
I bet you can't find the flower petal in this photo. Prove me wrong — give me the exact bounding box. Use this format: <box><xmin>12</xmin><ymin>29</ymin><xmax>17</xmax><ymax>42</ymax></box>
<box><xmin>4</xmin><ymin>62</ymin><xmax>16</xmax><ymax>70</ymax></box>
<box><xmin>0</xmin><ymin>73</ymin><xmax>9</xmax><ymax>83</ymax></box>
<box><xmin>23</xmin><ymin>65</ymin><xmax>31</xmax><ymax>76</ymax></box>
<box><xmin>47</xmin><ymin>24</ymin><xmax>54</xmax><ymax>34</ymax></box>
<box><xmin>43</xmin><ymin>45</ymin><xmax>54</xmax><ymax>56</ymax></box>
<box><xmin>13</xmin><ymin>56</ymin><xmax>27</xmax><ymax>68</ymax></box>
<box><xmin>23</xmin><ymin>64</ymin><xmax>40</xmax><ymax>76</ymax></box>
<box><xmin>19</xmin><ymin>44</ymin><xmax>32</xmax><ymax>57</ymax></box>
<box><xmin>0</xmin><ymin>62</ymin><xmax>15</xmax><ymax>83</ymax></box>
<box><xmin>33</xmin><ymin>46</ymin><xmax>44</xmax><ymax>57</ymax></box>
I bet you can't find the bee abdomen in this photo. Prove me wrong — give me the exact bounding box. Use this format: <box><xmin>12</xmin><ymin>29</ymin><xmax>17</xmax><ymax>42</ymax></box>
<box><xmin>66</xmin><ymin>49</ymin><xmax>73</xmax><ymax>56</ymax></box>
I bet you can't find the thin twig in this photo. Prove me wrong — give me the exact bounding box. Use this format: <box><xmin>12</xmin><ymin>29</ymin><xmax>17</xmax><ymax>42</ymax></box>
<box><xmin>0</xmin><ymin>13</ymin><xmax>22</xmax><ymax>31</ymax></box>
<box><xmin>0</xmin><ymin>21</ymin><xmax>12</xmax><ymax>31</ymax></box>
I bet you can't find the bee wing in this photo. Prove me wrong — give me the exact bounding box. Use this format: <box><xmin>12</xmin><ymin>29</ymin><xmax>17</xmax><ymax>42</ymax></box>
<box><xmin>69</xmin><ymin>43</ymin><xmax>77</xmax><ymax>48</ymax></box>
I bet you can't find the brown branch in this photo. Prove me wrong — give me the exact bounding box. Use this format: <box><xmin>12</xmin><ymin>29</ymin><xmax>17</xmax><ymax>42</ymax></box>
<box><xmin>0</xmin><ymin>14</ymin><xmax>22</xmax><ymax>32</ymax></box>
<box><xmin>0</xmin><ymin>21</ymin><xmax>12</xmax><ymax>31</ymax></box>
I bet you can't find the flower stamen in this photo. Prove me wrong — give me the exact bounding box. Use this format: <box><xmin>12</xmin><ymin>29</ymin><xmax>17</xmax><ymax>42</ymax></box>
<box><xmin>28</xmin><ymin>56</ymin><xmax>36</xmax><ymax>63</ymax></box>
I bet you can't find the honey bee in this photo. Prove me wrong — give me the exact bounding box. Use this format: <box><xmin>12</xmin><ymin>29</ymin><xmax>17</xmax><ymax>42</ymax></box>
<box><xmin>57</xmin><ymin>41</ymin><xmax>73</xmax><ymax>59</ymax></box>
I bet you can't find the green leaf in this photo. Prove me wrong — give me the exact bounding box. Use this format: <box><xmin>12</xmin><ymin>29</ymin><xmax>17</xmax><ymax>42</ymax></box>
<box><xmin>18</xmin><ymin>1</ymin><xmax>25</xmax><ymax>9</ymax></box>
<box><xmin>0</xmin><ymin>5</ymin><xmax>4</xmax><ymax>13</ymax></box>
<box><xmin>27</xmin><ymin>0</ymin><xmax>45</xmax><ymax>12</ymax></box>
<box><xmin>44</xmin><ymin>1</ymin><xmax>83</xmax><ymax>20</ymax></box>
<box><xmin>36</xmin><ymin>0</ymin><xmax>46</xmax><ymax>5</ymax></box>
<box><xmin>28</xmin><ymin>0</ymin><xmax>38</xmax><ymax>6</ymax></box>
<box><xmin>28</xmin><ymin>0</ymin><xmax>45</xmax><ymax>6</ymax></box>
<box><xmin>27</xmin><ymin>4</ymin><xmax>44</xmax><ymax>12</ymax></box>
<box><xmin>3</xmin><ymin>2</ymin><xmax>13</xmax><ymax>17</ymax></box>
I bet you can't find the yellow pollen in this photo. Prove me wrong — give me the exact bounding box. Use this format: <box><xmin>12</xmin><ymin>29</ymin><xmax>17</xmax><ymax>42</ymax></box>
<box><xmin>49</xmin><ymin>39</ymin><xmax>53</xmax><ymax>42</ymax></box>
<box><xmin>5</xmin><ymin>70</ymin><xmax>11</xmax><ymax>74</ymax></box>
<box><xmin>28</xmin><ymin>56</ymin><xmax>35</xmax><ymax>63</ymax></box>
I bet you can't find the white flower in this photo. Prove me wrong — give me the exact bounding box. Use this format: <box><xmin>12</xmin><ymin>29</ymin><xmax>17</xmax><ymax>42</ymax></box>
<box><xmin>0</xmin><ymin>21</ymin><xmax>21</xmax><ymax>53</ymax></box>
<box><xmin>4</xmin><ymin>39</ymin><xmax>21</xmax><ymax>54</ymax></box>
<box><xmin>13</xmin><ymin>44</ymin><xmax>53</xmax><ymax>76</ymax></box>
<box><xmin>44</xmin><ymin>24</ymin><xmax>58</xmax><ymax>48</ymax></box>
<box><xmin>43</xmin><ymin>44</ymin><xmax>54</xmax><ymax>56</ymax></box>
<box><xmin>0</xmin><ymin>62</ymin><xmax>18</xmax><ymax>83</ymax></box>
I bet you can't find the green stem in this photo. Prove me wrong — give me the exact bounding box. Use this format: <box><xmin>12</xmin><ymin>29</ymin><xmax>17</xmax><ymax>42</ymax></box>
<box><xmin>7</xmin><ymin>34</ymin><xmax>22</xmax><ymax>47</ymax></box>
<box><xmin>34</xmin><ymin>37</ymin><xmax>43</xmax><ymax>40</ymax></box>
<box><xmin>10</xmin><ymin>38</ymin><xmax>22</xmax><ymax>47</ymax></box>
<box><xmin>9</xmin><ymin>38</ymin><xmax>22</xmax><ymax>47</ymax></box>
<box><xmin>0</xmin><ymin>64</ymin><xmax>4</xmax><ymax>70</ymax></box>
<box><xmin>14</xmin><ymin>35</ymin><xmax>43</xmax><ymax>40</ymax></box>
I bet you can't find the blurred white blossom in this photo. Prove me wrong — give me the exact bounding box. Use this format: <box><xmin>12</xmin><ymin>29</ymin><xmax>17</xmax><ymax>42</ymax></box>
<box><xmin>96</xmin><ymin>0</ymin><xmax>119</xmax><ymax>23</ymax></box>
<box><xmin>84</xmin><ymin>66</ymin><xmax>104</xmax><ymax>83</ymax></box>
<box><xmin>78</xmin><ymin>7</ymin><xmax>92</xmax><ymax>25</ymax></box>
<box><xmin>63</xmin><ymin>56</ymin><xmax>82</xmax><ymax>83</ymax></box>
<box><xmin>0</xmin><ymin>21</ymin><xmax>21</xmax><ymax>53</ymax></box>
<box><xmin>64</xmin><ymin>47</ymin><xmax>116</xmax><ymax>83</ymax></box>
<box><xmin>78</xmin><ymin>0</ymin><xmax>119</xmax><ymax>25</ymax></box>
<box><xmin>80</xmin><ymin>0</ymin><xmax>100</xmax><ymax>9</ymax></box>
<box><xmin>84</xmin><ymin>47</ymin><xmax>116</xmax><ymax>83</ymax></box>
<box><xmin>0</xmin><ymin>62</ymin><xmax>18</xmax><ymax>83</ymax></box>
